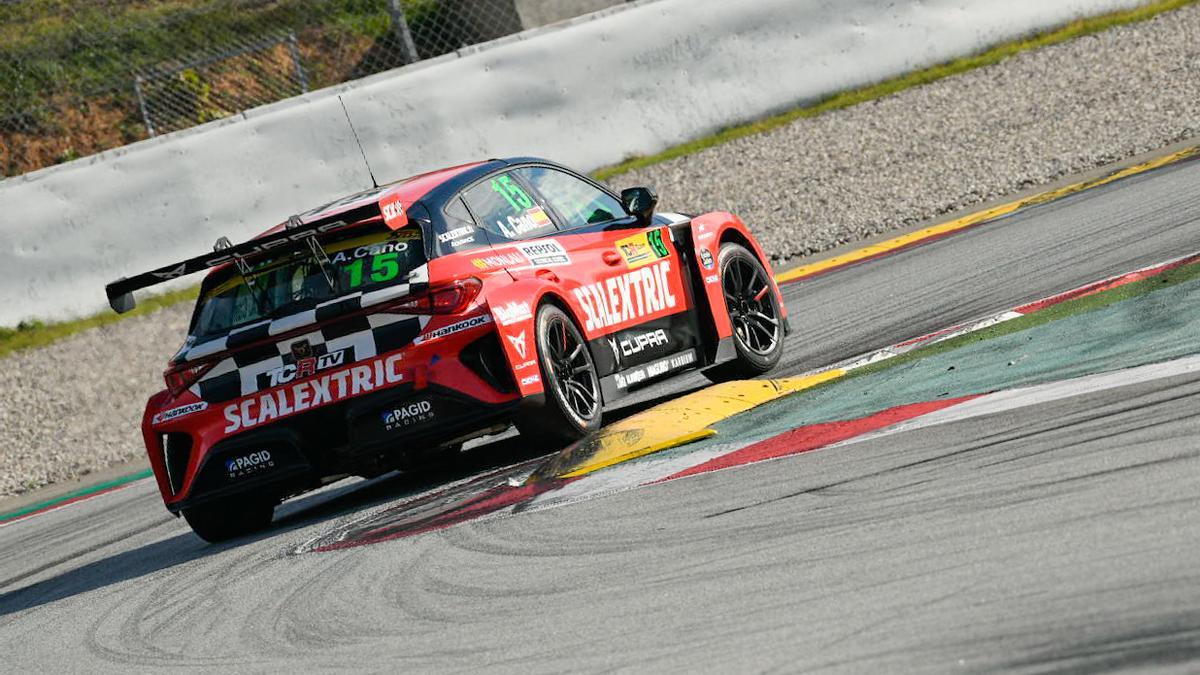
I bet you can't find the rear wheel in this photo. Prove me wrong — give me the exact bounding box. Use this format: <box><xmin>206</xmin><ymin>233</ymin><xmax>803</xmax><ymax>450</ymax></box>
<box><xmin>182</xmin><ymin>497</ymin><xmax>275</xmax><ymax>543</ymax></box>
<box><xmin>514</xmin><ymin>304</ymin><xmax>602</xmax><ymax>446</ymax></box>
<box><xmin>703</xmin><ymin>242</ymin><xmax>784</xmax><ymax>382</ymax></box>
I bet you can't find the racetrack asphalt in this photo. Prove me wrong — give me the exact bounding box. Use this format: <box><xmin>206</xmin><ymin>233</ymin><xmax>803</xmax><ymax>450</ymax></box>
<box><xmin>2</xmin><ymin>154</ymin><xmax>1200</xmax><ymax>672</ymax></box>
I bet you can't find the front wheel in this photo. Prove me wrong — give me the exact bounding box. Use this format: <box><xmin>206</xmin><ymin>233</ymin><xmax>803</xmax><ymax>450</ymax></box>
<box><xmin>514</xmin><ymin>304</ymin><xmax>602</xmax><ymax>446</ymax></box>
<box><xmin>182</xmin><ymin>497</ymin><xmax>275</xmax><ymax>543</ymax></box>
<box><xmin>703</xmin><ymin>242</ymin><xmax>785</xmax><ymax>382</ymax></box>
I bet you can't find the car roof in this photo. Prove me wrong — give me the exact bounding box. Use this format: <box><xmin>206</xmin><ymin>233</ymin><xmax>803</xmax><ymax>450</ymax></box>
<box><xmin>250</xmin><ymin>156</ymin><xmax>583</xmax><ymax>241</ymax></box>
<box><xmin>201</xmin><ymin>156</ymin><xmax>576</xmax><ymax>282</ymax></box>
<box><xmin>252</xmin><ymin>160</ymin><xmax>495</xmax><ymax>240</ymax></box>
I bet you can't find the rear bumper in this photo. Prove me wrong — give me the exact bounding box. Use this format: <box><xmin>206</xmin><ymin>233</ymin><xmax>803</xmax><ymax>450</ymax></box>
<box><xmin>163</xmin><ymin>383</ymin><xmax>520</xmax><ymax>514</ymax></box>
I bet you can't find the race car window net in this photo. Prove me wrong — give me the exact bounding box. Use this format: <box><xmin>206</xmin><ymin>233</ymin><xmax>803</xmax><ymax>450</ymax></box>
<box><xmin>191</xmin><ymin>227</ymin><xmax>425</xmax><ymax>339</ymax></box>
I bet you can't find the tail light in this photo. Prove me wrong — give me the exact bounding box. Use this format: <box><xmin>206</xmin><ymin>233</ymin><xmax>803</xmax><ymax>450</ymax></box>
<box><xmin>390</xmin><ymin>277</ymin><xmax>483</xmax><ymax>315</ymax></box>
<box><xmin>164</xmin><ymin>360</ymin><xmax>216</xmax><ymax>397</ymax></box>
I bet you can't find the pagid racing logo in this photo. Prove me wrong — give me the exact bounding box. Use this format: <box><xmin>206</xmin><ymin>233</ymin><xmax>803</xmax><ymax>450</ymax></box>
<box><xmin>225</xmin><ymin>450</ymin><xmax>274</xmax><ymax>479</ymax></box>
<box><xmin>382</xmin><ymin>400</ymin><xmax>435</xmax><ymax>432</ymax></box>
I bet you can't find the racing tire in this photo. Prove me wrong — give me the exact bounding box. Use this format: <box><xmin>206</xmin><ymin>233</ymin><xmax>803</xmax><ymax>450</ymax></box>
<box><xmin>182</xmin><ymin>497</ymin><xmax>275</xmax><ymax>543</ymax></box>
<box><xmin>703</xmin><ymin>242</ymin><xmax>785</xmax><ymax>382</ymax></box>
<box><xmin>514</xmin><ymin>304</ymin><xmax>603</xmax><ymax>446</ymax></box>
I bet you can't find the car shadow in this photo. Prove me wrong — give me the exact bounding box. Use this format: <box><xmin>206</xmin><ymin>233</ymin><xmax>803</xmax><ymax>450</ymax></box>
<box><xmin>0</xmin><ymin>382</ymin><xmax>707</xmax><ymax>618</ymax></box>
<box><xmin>0</xmin><ymin>436</ymin><xmax>536</xmax><ymax>618</ymax></box>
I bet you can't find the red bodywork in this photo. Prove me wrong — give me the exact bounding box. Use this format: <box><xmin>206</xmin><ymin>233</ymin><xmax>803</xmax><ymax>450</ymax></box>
<box><xmin>139</xmin><ymin>159</ymin><xmax>787</xmax><ymax>514</ymax></box>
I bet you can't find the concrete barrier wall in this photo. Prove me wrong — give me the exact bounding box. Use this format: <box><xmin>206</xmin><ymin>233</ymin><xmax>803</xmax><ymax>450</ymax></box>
<box><xmin>0</xmin><ymin>0</ymin><xmax>1149</xmax><ymax>326</ymax></box>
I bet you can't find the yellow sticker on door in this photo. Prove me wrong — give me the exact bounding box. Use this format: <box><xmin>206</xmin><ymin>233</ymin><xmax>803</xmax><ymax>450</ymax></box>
<box><xmin>615</xmin><ymin>228</ymin><xmax>671</xmax><ymax>269</ymax></box>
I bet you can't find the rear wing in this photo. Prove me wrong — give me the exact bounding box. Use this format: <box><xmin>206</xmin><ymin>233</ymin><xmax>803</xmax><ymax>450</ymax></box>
<box><xmin>105</xmin><ymin>190</ymin><xmax>411</xmax><ymax>314</ymax></box>
<box><xmin>105</xmin><ymin>218</ymin><xmax>356</xmax><ymax>313</ymax></box>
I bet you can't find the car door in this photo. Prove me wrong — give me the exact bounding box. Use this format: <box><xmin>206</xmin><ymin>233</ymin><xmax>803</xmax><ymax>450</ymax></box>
<box><xmin>512</xmin><ymin>165</ymin><xmax>701</xmax><ymax>388</ymax></box>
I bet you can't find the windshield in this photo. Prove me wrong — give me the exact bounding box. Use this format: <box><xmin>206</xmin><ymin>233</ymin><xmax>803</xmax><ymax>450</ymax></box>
<box><xmin>192</xmin><ymin>227</ymin><xmax>424</xmax><ymax>338</ymax></box>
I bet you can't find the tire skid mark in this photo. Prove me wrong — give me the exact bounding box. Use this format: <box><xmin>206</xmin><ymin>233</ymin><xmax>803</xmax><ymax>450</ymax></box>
<box><xmin>297</xmin><ymin>257</ymin><xmax>1200</xmax><ymax>552</ymax></box>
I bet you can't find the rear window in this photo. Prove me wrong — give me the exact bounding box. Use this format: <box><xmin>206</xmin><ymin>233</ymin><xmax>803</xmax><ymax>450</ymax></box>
<box><xmin>192</xmin><ymin>227</ymin><xmax>424</xmax><ymax>338</ymax></box>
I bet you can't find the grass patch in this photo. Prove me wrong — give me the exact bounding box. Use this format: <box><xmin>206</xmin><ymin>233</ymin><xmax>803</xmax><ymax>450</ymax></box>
<box><xmin>594</xmin><ymin>0</ymin><xmax>1199</xmax><ymax>181</ymax></box>
<box><xmin>0</xmin><ymin>286</ymin><xmax>198</xmax><ymax>360</ymax></box>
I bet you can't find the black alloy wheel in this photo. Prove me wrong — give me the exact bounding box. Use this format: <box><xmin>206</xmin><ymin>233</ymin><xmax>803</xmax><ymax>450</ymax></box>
<box><xmin>515</xmin><ymin>304</ymin><xmax>602</xmax><ymax>445</ymax></box>
<box><xmin>704</xmin><ymin>242</ymin><xmax>785</xmax><ymax>381</ymax></box>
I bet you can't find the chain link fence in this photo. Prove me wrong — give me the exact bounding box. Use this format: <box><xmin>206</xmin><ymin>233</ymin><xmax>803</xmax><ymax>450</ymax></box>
<box><xmin>0</xmin><ymin>0</ymin><xmax>627</xmax><ymax>179</ymax></box>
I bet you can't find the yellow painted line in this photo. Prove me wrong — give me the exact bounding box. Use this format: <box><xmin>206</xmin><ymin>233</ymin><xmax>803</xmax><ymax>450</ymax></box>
<box><xmin>777</xmin><ymin>145</ymin><xmax>1200</xmax><ymax>283</ymax></box>
<box><xmin>558</xmin><ymin>429</ymin><xmax>718</xmax><ymax>479</ymax></box>
<box><xmin>544</xmin><ymin>369</ymin><xmax>846</xmax><ymax>480</ymax></box>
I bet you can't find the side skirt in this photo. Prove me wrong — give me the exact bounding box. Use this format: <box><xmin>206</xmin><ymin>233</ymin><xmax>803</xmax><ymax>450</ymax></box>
<box><xmin>599</xmin><ymin>348</ymin><xmax>702</xmax><ymax>402</ymax></box>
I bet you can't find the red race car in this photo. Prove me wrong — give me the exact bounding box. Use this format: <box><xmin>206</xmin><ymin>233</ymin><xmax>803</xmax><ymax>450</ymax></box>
<box><xmin>107</xmin><ymin>157</ymin><xmax>789</xmax><ymax>541</ymax></box>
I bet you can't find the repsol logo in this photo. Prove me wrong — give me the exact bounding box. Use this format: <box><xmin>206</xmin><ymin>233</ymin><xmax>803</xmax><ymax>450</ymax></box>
<box><xmin>573</xmin><ymin>260</ymin><xmax>678</xmax><ymax>332</ymax></box>
<box><xmin>516</xmin><ymin>240</ymin><xmax>570</xmax><ymax>266</ymax></box>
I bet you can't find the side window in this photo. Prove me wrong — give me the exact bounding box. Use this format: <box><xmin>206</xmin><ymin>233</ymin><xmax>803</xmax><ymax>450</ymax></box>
<box><xmin>445</xmin><ymin>196</ymin><xmax>474</xmax><ymax>226</ymax></box>
<box><xmin>515</xmin><ymin>167</ymin><xmax>626</xmax><ymax>230</ymax></box>
<box><xmin>436</xmin><ymin>197</ymin><xmax>482</xmax><ymax>254</ymax></box>
<box><xmin>461</xmin><ymin>172</ymin><xmax>557</xmax><ymax>241</ymax></box>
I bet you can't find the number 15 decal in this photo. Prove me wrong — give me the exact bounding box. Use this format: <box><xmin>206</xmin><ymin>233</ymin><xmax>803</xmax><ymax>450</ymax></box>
<box><xmin>491</xmin><ymin>175</ymin><xmax>534</xmax><ymax>212</ymax></box>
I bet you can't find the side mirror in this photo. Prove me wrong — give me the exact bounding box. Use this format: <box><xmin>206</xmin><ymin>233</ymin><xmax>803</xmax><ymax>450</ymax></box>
<box><xmin>621</xmin><ymin>186</ymin><xmax>658</xmax><ymax>227</ymax></box>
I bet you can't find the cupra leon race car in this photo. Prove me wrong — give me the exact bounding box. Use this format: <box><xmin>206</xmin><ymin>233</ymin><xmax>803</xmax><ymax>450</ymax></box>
<box><xmin>107</xmin><ymin>158</ymin><xmax>789</xmax><ymax>541</ymax></box>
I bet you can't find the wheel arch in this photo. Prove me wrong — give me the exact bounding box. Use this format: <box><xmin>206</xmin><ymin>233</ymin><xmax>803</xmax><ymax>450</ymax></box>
<box><xmin>713</xmin><ymin>219</ymin><xmax>790</xmax><ymax>330</ymax></box>
<box><xmin>531</xmin><ymin>290</ymin><xmax>612</xmax><ymax>406</ymax></box>
<box><xmin>484</xmin><ymin>279</ymin><xmax>599</xmax><ymax>399</ymax></box>
<box><xmin>534</xmin><ymin>288</ymin><xmax>575</xmax><ymax>319</ymax></box>
<box><xmin>718</xmin><ymin>224</ymin><xmax>776</xmax><ymax>283</ymax></box>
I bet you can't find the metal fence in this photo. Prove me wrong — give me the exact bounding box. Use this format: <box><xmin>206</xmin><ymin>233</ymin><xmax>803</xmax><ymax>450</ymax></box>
<box><xmin>0</xmin><ymin>0</ymin><xmax>623</xmax><ymax>179</ymax></box>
